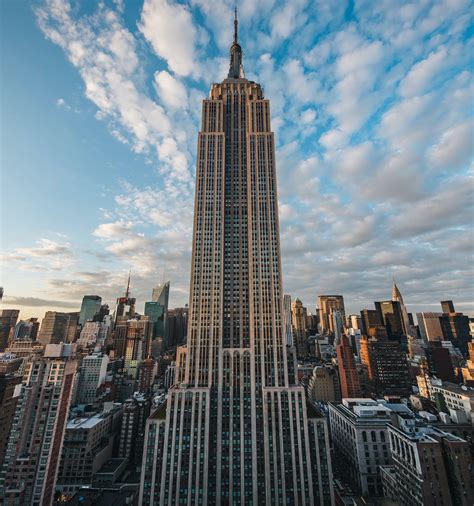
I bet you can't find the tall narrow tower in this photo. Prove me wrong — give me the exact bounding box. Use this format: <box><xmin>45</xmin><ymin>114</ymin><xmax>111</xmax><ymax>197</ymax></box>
<box><xmin>140</xmin><ymin>12</ymin><xmax>334</xmax><ymax>505</ymax></box>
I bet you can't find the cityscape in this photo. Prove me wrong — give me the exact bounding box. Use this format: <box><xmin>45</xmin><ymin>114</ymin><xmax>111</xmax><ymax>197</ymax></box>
<box><xmin>1</xmin><ymin>1</ymin><xmax>473</xmax><ymax>506</ymax></box>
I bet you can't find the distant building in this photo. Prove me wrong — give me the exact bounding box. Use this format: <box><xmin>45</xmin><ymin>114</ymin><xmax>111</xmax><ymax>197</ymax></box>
<box><xmin>118</xmin><ymin>394</ymin><xmax>151</xmax><ymax>470</ymax></box>
<box><xmin>307</xmin><ymin>363</ymin><xmax>341</xmax><ymax>403</ymax></box>
<box><xmin>360</xmin><ymin>308</ymin><xmax>383</xmax><ymax>337</ymax></box>
<box><xmin>152</xmin><ymin>281</ymin><xmax>170</xmax><ymax>306</ymax></box>
<box><xmin>439</xmin><ymin>311</ymin><xmax>471</xmax><ymax>356</ymax></box>
<box><xmin>144</xmin><ymin>301</ymin><xmax>165</xmax><ymax>346</ymax></box>
<box><xmin>417</xmin><ymin>312</ymin><xmax>444</xmax><ymax>342</ymax></box>
<box><xmin>329</xmin><ymin>398</ymin><xmax>412</xmax><ymax>496</ymax></box>
<box><xmin>318</xmin><ymin>295</ymin><xmax>345</xmax><ymax>335</ymax></box>
<box><xmin>360</xmin><ymin>335</ymin><xmax>411</xmax><ymax>397</ymax></box>
<box><xmin>0</xmin><ymin>348</ymin><xmax>77</xmax><ymax>505</ymax></box>
<box><xmin>124</xmin><ymin>319</ymin><xmax>153</xmax><ymax>379</ymax></box>
<box><xmin>382</xmin><ymin>416</ymin><xmax>473</xmax><ymax>505</ymax></box>
<box><xmin>425</xmin><ymin>341</ymin><xmax>456</xmax><ymax>383</ymax></box>
<box><xmin>165</xmin><ymin>306</ymin><xmax>188</xmax><ymax>349</ymax></box>
<box><xmin>75</xmin><ymin>352</ymin><xmax>109</xmax><ymax>405</ymax></box>
<box><xmin>78</xmin><ymin>295</ymin><xmax>102</xmax><ymax>326</ymax></box>
<box><xmin>76</xmin><ymin>320</ymin><xmax>109</xmax><ymax>348</ymax></box>
<box><xmin>441</xmin><ymin>300</ymin><xmax>455</xmax><ymax>314</ymax></box>
<box><xmin>291</xmin><ymin>298</ymin><xmax>308</xmax><ymax>357</ymax></box>
<box><xmin>0</xmin><ymin>372</ymin><xmax>21</xmax><ymax>469</ymax></box>
<box><xmin>37</xmin><ymin>311</ymin><xmax>78</xmax><ymax>345</ymax></box>
<box><xmin>337</xmin><ymin>335</ymin><xmax>362</xmax><ymax>398</ymax></box>
<box><xmin>0</xmin><ymin>310</ymin><xmax>20</xmax><ymax>351</ymax></box>
<box><xmin>12</xmin><ymin>318</ymin><xmax>39</xmax><ymax>341</ymax></box>
<box><xmin>375</xmin><ymin>300</ymin><xmax>405</xmax><ymax>342</ymax></box>
<box><xmin>461</xmin><ymin>342</ymin><xmax>474</xmax><ymax>386</ymax></box>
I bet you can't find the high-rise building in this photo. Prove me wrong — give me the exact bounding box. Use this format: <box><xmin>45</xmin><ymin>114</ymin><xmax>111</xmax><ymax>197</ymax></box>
<box><xmin>291</xmin><ymin>298</ymin><xmax>308</xmax><ymax>356</ymax></box>
<box><xmin>75</xmin><ymin>352</ymin><xmax>109</xmax><ymax>405</ymax></box>
<box><xmin>119</xmin><ymin>393</ymin><xmax>151</xmax><ymax>470</ymax></box>
<box><xmin>425</xmin><ymin>341</ymin><xmax>456</xmax><ymax>383</ymax></box>
<box><xmin>360</xmin><ymin>308</ymin><xmax>383</xmax><ymax>337</ymax></box>
<box><xmin>79</xmin><ymin>295</ymin><xmax>102</xmax><ymax>326</ymax></box>
<box><xmin>164</xmin><ymin>306</ymin><xmax>189</xmax><ymax>349</ymax></box>
<box><xmin>307</xmin><ymin>363</ymin><xmax>341</xmax><ymax>403</ymax></box>
<box><xmin>0</xmin><ymin>310</ymin><xmax>20</xmax><ymax>351</ymax></box>
<box><xmin>144</xmin><ymin>301</ymin><xmax>165</xmax><ymax>345</ymax></box>
<box><xmin>318</xmin><ymin>295</ymin><xmax>345</xmax><ymax>334</ymax></box>
<box><xmin>12</xmin><ymin>318</ymin><xmax>39</xmax><ymax>341</ymax></box>
<box><xmin>140</xmin><ymin>12</ymin><xmax>334</xmax><ymax>504</ymax></box>
<box><xmin>124</xmin><ymin>318</ymin><xmax>153</xmax><ymax>379</ymax></box>
<box><xmin>417</xmin><ymin>312</ymin><xmax>444</xmax><ymax>342</ymax></box>
<box><xmin>439</xmin><ymin>311</ymin><xmax>471</xmax><ymax>356</ymax></box>
<box><xmin>0</xmin><ymin>371</ymin><xmax>21</xmax><ymax>469</ymax></box>
<box><xmin>391</xmin><ymin>279</ymin><xmax>411</xmax><ymax>336</ymax></box>
<box><xmin>283</xmin><ymin>294</ymin><xmax>293</xmax><ymax>346</ymax></box>
<box><xmin>152</xmin><ymin>281</ymin><xmax>170</xmax><ymax>308</ymax></box>
<box><xmin>375</xmin><ymin>300</ymin><xmax>405</xmax><ymax>341</ymax></box>
<box><xmin>37</xmin><ymin>311</ymin><xmax>69</xmax><ymax>345</ymax></box>
<box><xmin>336</xmin><ymin>334</ymin><xmax>362</xmax><ymax>398</ymax></box>
<box><xmin>441</xmin><ymin>300</ymin><xmax>455</xmax><ymax>313</ymax></box>
<box><xmin>360</xmin><ymin>335</ymin><xmax>411</xmax><ymax>396</ymax></box>
<box><xmin>0</xmin><ymin>345</ymin><xmax>77</xmax><ymax>505</ymax></box>
<box><xmin>115</xmin><ymin>272</ymin><xmax>136</xmax><ymax>324</ymax></box>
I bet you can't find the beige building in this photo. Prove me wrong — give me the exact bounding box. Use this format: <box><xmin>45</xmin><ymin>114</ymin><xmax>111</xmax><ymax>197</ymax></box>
<box><xmin>307</xmin><ymin>364</ymin><xmax>341</xmax><ymax>403</ymax></box>
<box><xmin>318</xmin><ymin>295</ymin><xmax>345</xmax><ymax>334</ymax></box>
<box><xmin>291</xmin><ymin>298</ymin><xmax>308</xmax><ymax>357</ymax></box>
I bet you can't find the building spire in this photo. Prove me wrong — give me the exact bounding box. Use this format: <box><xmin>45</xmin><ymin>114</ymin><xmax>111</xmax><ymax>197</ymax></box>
<box><xmin>125</xmin><ymin>269</ymin><xmax>131</xmax><ymax>298</ymax></box>
<box><xmin>234</xmin><ymin>6</ymin><xmax>238</xmax><ymax>44</ymax></box>
<box><xmin>228</xmin><ymin>5</ymin><xmax>245</xmax><ymax>79</ymax></box>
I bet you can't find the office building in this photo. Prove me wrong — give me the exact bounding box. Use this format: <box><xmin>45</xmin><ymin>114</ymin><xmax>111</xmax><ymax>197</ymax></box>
<box><xmin>152</xmin><ymin>281</ymin><xmax>170</xmax><ymax>308</ymax></box>
<box><xmin>12</xmin><ymin>318</ymin><xmax>39</xmax><ymax>341</ymax></box>
<box><xmin>37</xmin><ymin>311</ymin><xmax>78</xmax><ymax>345</ymax></box>
<box><xmin>329</xmin><ymin>399</ymin><xmax>412</xmax><ymax>496</ymax></box>
<box><xmin>291</xmin><ymin>298</ymin><xmax>308</xmax><ymax>356</ymax></box>
<box><xmin>360</xmin><ymin>308</ymin><xmax>383</xmax><ymax>337</ymax></box>
<box><xmin>375</xmin><ymin>300</ymin><xmax>405</xmax><ymax>342</ymax></box>
<box><xmin>391</xmin><ymin>279</ymin><xmax>411</xmax><ymax>336</ymax></box>
<box><xmin>425</xmin><ymin>341</ymin><xmax>456</xmax><ymax>383</ymax></box>
<box><xmin>439</xmin><ymin>311</ymin><xmax>471</xmax><ymax>356</ymax></box>
<box><xmin>76</xmin><ymin>320</ymin><xmax>109</xmax><ymax>348</ymax></box>
<box><xmin>75</xmin><ymin>352</ymin><xmax>109</xmax><ymax>405</ymax></box>
<box><xmin>283</xmin><ymin>294</ymin><xmax>293</xmax><ymax>346</ymax></box>
<box><xmin>417</xmin><ymin>312</ymin><xmax>444</xmax><ymax>342</ymax></box>
<box><xmin>318</xmin><ymin>295</ymin><xmax>345</xmax><ymax>334</ymax></box>
<box><xmin>0</xmin><ymin>371</ymin><xmax>21</xmax><ymax>469</ymax></box>
<box><xmin>336</xmin><ymin>334</ymin><xmax>362</xmax><ymax>398</ymax></box>
<box><xmin>0</xmin><ymin>310</ymin><xmax>20</xmax><ymax>351</ymax></box>
<box><xmin>382</xmin><ymin>417</ymin><xmax>473</xmax><ymax>505</ymax></box>
<box><xmin>0</xmin><ymin>346</ymin><xmax>77</xmax><ymax>505</ymax></box>
<box><xmin>56</xmin><ymin>403</ymin><xmax>123</xmax><ymax>495</ymax></box>
<box><xmin>124</xmin><ymin>318</ymin><xmax>153</xmax><ymax>379</ymax></box>
<box><xmin>307</xmin><ymin>363</ymin><xmax>341</xmax><ymax>403</ymax></box>
<box><xmin>139</xmin><ymin>12</ymin><xmax>334</xmax><ymax>504</ymax></box>
<box><xmin>360</xmin><ymin>335</ymin><xmax>411</xmax><ymax>396</ymax></box>
<box><xmin>79</xmin><ymin>295</ymin><xmax>102</xmax><ymax>326</ymax></box>
<box><xmin>441</xmin><ymin>300</ymin><xmax>455</xmax><ymax>313</ymax></box>
<box><xmin>165</xmin><ymin>306</ymin><xmax>189</xmax><ymax>349</ymax></box>
<box><xmin>119</xmin><ymin>394</ymin><xmax>151</xmax><ymax>470</ymax></box>
<box><xmin>114</xmin><ymin>273</ymin><xmax>136</xmax><ymax>324</ymax></box>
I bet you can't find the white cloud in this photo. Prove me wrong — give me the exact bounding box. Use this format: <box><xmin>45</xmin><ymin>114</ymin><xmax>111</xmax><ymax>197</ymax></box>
<box><xmin>154</xmin><ymin>71</ymin><xmax>188</xmax><ymax>109</ymax></box>
<box><xmin>139</xmin><ymin>0</ymin><xmax>199</xmax><ymax>77</ymax></box>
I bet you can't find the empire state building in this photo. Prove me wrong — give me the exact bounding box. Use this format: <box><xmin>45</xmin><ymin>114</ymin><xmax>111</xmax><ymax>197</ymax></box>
<box><xmin>140</xmin><ymin>11</ymin><xmax>334</xmax><ymax>505</ymax></box>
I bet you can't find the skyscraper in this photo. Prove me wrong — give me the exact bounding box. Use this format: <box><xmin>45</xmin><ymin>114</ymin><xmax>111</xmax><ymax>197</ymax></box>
<box><xmin>318</xmin><ymin>295</ymin><xmax>345</xmax><ymax>335</ymax></box>
<box><xmin>140</xmin><ymin>12</ymin><xmax>334</xmax><ymax>505</ymax></box>
<box><xmin>79</xmin><ymin>295</ymin><xmax>102</xmax><ymax>326</ymax></box>
<box><xmin>0</xmin><ymin>344</ymin><xmax>77</xmax><ymax>505</ymax></box>
<box><xmin>152</xmin><ymin>281</ymin><xmax>170</xmax><ymax>308</ymax></box>
<box><xmin>336</xmin><ymin>334</ymin><xmax>362</xmax><ymax>398</ymax></box>
<box><xmin>291</xmin><ymin>297</ymin><xmax>308</xmax><ymax>356</ymax></box>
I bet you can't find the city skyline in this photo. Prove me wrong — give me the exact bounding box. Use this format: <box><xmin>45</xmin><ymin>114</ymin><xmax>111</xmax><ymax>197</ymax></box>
<box><xmin>1</xmin><ymin>0</ymin><xmax>473</xmax><ymax>318</ymax></box>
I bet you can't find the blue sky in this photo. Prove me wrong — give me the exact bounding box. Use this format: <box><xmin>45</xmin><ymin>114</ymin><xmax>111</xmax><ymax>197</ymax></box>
<box><xmin>1</xmin><ymin>0</ymin><xmax>473</xmax><ymax>319</ymax></box>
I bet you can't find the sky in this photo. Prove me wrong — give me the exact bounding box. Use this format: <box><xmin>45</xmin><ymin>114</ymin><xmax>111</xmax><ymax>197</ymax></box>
<box><xmin>0</xmin><ymin>0</ymin><xmax>473</xmax><ymax>320</ymax></box>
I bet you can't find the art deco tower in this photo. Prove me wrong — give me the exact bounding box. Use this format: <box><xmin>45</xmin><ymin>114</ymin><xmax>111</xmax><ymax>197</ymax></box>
<box><xmin>140</xmin><ymin>11</ymin><xmax>334</xmax><ymax>505</ymax></box>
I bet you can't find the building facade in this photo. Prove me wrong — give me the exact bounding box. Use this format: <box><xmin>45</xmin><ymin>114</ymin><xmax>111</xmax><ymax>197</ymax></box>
<box><xmin>0</xmin><ymin>346</ymin><xmax>77</xmax><ymax>505</ymax></box>
<box><xmin>139</xmin><ymin>12</ymin><xmax>334</xmax><ymax>505</ymax></box>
